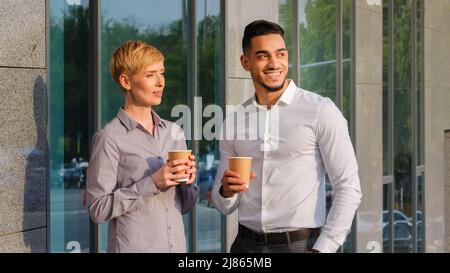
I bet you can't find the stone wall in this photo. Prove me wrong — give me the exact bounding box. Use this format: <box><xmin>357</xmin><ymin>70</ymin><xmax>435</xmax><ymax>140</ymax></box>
<box><xmin>0</xmin><ymin>0</ymin><xmax>47</xmax><ymax>253</ymax></box>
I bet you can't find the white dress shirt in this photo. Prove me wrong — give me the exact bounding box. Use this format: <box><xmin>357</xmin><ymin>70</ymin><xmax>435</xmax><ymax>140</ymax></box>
<box><xmin>212</xmin><ymin>80</ymin><xmax>362</xmax><ymax>253</ymax></box>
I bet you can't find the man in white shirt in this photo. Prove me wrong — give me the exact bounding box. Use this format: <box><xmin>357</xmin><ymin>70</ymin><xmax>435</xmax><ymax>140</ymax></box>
<box><xmin>212</xmin><ymin>20</ymin><xmax>362</xmax><ymax>253</ymax></box>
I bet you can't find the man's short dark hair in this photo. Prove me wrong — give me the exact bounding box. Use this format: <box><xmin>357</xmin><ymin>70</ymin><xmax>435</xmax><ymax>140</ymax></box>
<box><xmin>242</xmin><ymin>20</ymin><xmax>285</xmax><ymax>54</ymax></box>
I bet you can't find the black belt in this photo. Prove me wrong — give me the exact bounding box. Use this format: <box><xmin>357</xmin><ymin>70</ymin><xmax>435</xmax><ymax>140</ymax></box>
<box><xmin>239</xmin><ymin>224</ymin><xmax>321</xmax><ymax>245</ymax></box>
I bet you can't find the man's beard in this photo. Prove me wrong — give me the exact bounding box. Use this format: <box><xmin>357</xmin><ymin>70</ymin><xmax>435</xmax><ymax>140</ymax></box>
<box><xmin>254</xmin><ymin>73</ymin><xmax>287</xmax><ymax>93</ymax></box>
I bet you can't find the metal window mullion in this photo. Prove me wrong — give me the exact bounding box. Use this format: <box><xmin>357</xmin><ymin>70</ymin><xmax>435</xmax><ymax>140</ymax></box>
<box><xmin>188</xmin><ymin>0</ymin><xmax>198</xmax><ymax>253</ymax></box>
<box><xmin>388</xmin><ymin>182</ymin><xmax>394</xmax><ymax>253</ymax></box>
<box><xmin>220</xmin><ymin>0</ymin><xmax>228</xmax><ymax>254</ymax></box>
<box><xmin>388</xmin><ymin>0</ymin><xmax>395</xmax><ymax>254</ymax></box>
<box><xmin>89</xmin><ymin>0</ymin><xmax>101</xmax><ymax>254</ymax></box>
<box><xmin>411</xmin><ymin>0</ymin><xmax>418</xmax><ymax>254</ymax></box>
<box><xmin>420</xmin><ymin>0</ymin><xmax>425</xmax><ymax>167</ymax></box>
<box><xmin>336</xmin><ymin>0</ymin><xmax>343</xmax><ymax>110</ymax></box>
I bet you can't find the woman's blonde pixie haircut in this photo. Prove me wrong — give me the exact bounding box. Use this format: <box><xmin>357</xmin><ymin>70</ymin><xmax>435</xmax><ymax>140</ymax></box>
<box><xmin>109</xmin><ymin>40</ymin><xmax>164</xmax><ymax>89</ymax></box>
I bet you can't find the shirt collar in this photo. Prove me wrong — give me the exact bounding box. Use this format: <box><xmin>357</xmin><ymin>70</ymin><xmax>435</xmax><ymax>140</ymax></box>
<box><xmin>277</xmin><ymin>80</ymin><xmax>298</xmax><ymax>105</ymax></box>
<box><xmin>152</xmin><ymin>110</ymin><xmax>166</xmax><ymax>128</ymax></box>
<box><xmin>251</xmin><ymin>80</ymin><xmax>298</xmax><ymax>107</ymax></box>
<box><xmin>117</xmin><ymin>108</ymin><xmax>166</xmax><ymax>132</ymax></box>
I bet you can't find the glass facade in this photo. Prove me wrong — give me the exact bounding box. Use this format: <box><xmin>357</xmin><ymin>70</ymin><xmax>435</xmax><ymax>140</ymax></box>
<box><xmin>393</xmin><ymin>2</ymin><xmax>413</xmax><ymax>253</ymax></box>
<box><xmin>280</xmin><ymin>0</ymin><xmax>425</xmax><ymax>253</ymax></box>
<box><xmin>48</xmin><ymin>0</ymin><xmax>426</xmax><ymax>253</ymax></box>
<box><xmin>195</xmin><ymin>0</ymin><xmax>223</xmax><ymax>253</ymax></box>
<box><xmin>49</xmin><ymin>0</ymin><xmax>91</xmax><ymax>253</ymax></box>
<box><xmin>49</xmin><ymin>0</ymin><xmax>223</xmax><ymax>253</ymax></box>
<box><xmin>298</xmin><ymin>0</ymin><xmax>337</xmax><ymax>102</ymax></box>
<box><xmin>382</xmin><ymin>0</ymin><xmax>424</xmax><ymax>253</ymax></box>
<box><xmin>99</xmin><ymin>0</ymin><xmax>191</xmax><ymax>252</ymax></box>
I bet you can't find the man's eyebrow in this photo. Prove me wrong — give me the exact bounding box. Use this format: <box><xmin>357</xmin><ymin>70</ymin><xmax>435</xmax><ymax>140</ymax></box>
<box><xmin>254</xmin><ymin>48</ymin><xmax>287</xmax><ymax>55</ymax></box>
<box><xmin>254</xmin><ymin>50</ymin><xmax>270</xmax><ymax>55</ymax></box>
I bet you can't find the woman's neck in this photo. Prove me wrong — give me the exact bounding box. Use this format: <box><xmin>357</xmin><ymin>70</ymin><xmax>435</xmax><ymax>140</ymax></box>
<box><xmin>123</xmin><ymin>103</ymin><xmax>153</xmax><ymax>128</ymax></box>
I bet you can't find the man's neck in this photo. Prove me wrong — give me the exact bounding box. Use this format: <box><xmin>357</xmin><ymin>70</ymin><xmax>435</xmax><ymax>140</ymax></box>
<box><xmin>254</xmin><ymin>80</ymin><xmax>289</xmax><ymax>109</ymax></box>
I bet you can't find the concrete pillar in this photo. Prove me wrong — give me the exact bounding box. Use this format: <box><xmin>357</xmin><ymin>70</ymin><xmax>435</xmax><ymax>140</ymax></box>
<box><xmin>224</xmin><ymin>0</ymin><xmax>279</xmax><ymax>252</ymax></box>
<box><xmin>424</xmin><ymin>0</ymin><xmax>450</xmax><ymax>253</ymax></box>
<box><xmin>0</xmin><ymin>0</ymin><xmax>47</xmax><ymax>252</ymax></box>
<box><xmin>353</xmin><ymin>1</ymin><xmax>383</xmax><ymax>253</ymax></box>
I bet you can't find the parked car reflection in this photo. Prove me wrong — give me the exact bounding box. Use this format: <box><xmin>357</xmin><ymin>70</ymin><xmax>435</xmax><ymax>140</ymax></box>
<box><xmin>196</xmin><ymin>151</ymin><xmax>219</xmax><ymax>208</ymax></box>
<box><xmin>56</xmin><ymin>158</ymin><xmax>88</xmax><ymax>189</ymax></box>
<box><xmin>382</xmin><ymin>210</ymin><xmax>409</xmax><ymax>226</ymax></box>
<box><xmin>382</xmin><ymin>210</ymin><xmax>423</xmax><ymax>253</ymax></box>
<box><xmin>197</xmin><ymin>166</ymin><xmax>216</xmax><ymax>207</ymax></box>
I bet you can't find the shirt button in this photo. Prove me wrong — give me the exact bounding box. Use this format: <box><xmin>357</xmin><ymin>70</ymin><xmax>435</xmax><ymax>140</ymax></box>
<box><xmin>168</xmin><ymin>226</ymin><xmax>172</xmax><ymax>231</ymax></box>
<box><xmin>165</xmin><ymin>208</ymin><xmax>169</xmax><ymax>212</ymax></box>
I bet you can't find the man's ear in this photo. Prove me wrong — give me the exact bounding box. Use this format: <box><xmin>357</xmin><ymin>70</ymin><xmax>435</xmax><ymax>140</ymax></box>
<box><xmin>240</xmin><ymin>54</ymin><xmax>250</xmax><ymax>71</ymax></box>
<box><xmin>119</xmin><ymin>74</ymin><xmax>131</xmax><ymax>91</ymax></box>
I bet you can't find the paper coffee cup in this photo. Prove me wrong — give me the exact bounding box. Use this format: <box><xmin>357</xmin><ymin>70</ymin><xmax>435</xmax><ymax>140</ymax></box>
<box><xmin>168</xmin><ymin>150</ymin><xmax>192</xmax><ymax>182</ymax></box>
<box><xmin>228</xmin><ymin>157</ymin><xmax>252</xmax><ymax>187</ymax></box>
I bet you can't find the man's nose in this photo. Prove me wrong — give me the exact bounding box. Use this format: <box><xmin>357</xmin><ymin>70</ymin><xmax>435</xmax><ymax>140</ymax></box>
<box><xmin>266</xmin><ymin>56</ymin><xmax>279</xmax><ymax>69</ymax></box>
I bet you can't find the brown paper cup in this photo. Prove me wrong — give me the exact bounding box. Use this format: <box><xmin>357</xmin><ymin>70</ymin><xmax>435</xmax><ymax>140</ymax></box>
<box><xmin>228</xmin><ymin>157</ymin><xmax>252</xmax><ymax>187</ymax></box>
<box><xmin>168</xmin><ymin>150</ymin><xmax>192</xmax><ymax>182</ymax></box>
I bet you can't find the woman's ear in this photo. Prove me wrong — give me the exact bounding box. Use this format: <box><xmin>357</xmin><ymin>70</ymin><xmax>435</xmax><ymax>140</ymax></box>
<box><xmin>119</xmin><ymin>74</ymin><xmax>131</xmax><ymax>91</ymax></box>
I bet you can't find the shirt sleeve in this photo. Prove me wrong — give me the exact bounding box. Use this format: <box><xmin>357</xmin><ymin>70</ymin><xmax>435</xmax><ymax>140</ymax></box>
<box><xmin>212</xmin><ymin>123</ymin><xmax>240</xmax><ymax>215</ymax></box>
<box><xmin>86</xmin><ymin>132</ymin><xmax>160</xmax><ymax>224</ymax></box>
<box><xmin>313</xmin><ymin>99</ymin><xmax>363</xmax><ymax>253</ymax></box>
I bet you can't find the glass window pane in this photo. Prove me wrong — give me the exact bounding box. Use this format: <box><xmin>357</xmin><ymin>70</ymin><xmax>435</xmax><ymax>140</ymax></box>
<box><xmin>300</xmin><ymin>64</ymin><xmax>337</xmax><ymax>101</ymax></box>
<box><xmin>416</xmin><ymin>0</ymin><xmax>423</xmax><ymax>166</ymax></box>
<box><xmin>342</xmin><ymin>0</ymin><xmax>352</xmax><ymax>127</ymax></box>
<box><xmin>100</xmin><ymin>0</ymin><xmax>190</xmax><ymax>252</ymax></box>
<box><xmin>415</xmin><ymin>0</ymin><xmax>425</xmax><ymax>253</ymax></box>
<box><xmin>417</xmin><ymin>174</ymin><xmax>425</xmax><ymax>252</ymax></box>
<box><xmin>101</xmin><ymin>0</ymin><xmax>189</xmax><ymax>124</ymax></box>
<box><xmin>49</xmin><ymin>0</ymin><xmax>91</xmax><ymax>253</ymax></box>
<box><xmin>196</xmin><ymin>0</ymin><xmax>223</xmax><ymax>253</ymax></box>
<box><xmin>382</xmin><ymin>183</ymin><xmax>393</xmax><ymax>252</ymax></box>
<box><xmin>393</xmin><ymin>0</ymin><xmax>413</xmax><ymax>253</ymax></box>
<box><xmin>299</xmin><ymin>0</ymin><xmax>336</xmax><ymax>102</ymax></box>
